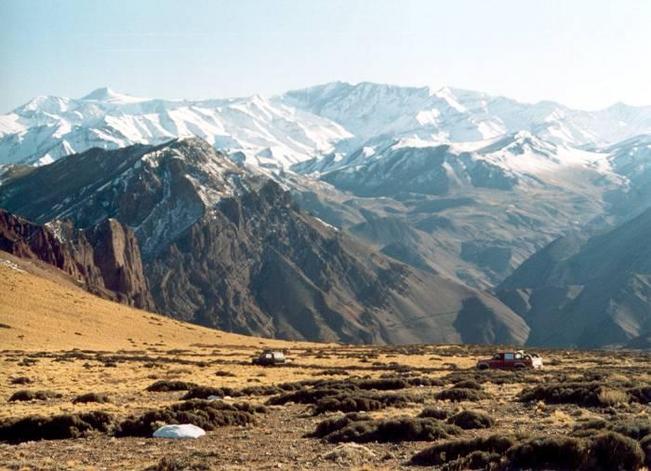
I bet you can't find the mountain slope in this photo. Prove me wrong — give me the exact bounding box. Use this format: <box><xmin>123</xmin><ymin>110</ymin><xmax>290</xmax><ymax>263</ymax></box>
<box><xmin>497</xmin><ymin>210</ymin><xmax>651</xmax><ymax>348</ymax></box>
<box><xmin>0</xmin><ymin>251</ymin><xmax>296</xmax><ymax>351</ymax></box>
<box><xmin>291</xmin><ymin>132</ymin><xmax>623</xmax><ymax>288</ymax></box>
<box><xmin>0</xmin><ymin>138</ymin><xmax>528</xmax><ymax>345</ymax></box>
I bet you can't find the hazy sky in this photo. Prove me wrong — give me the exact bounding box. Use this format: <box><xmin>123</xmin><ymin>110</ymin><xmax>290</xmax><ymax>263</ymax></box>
<box><xmin>1</xmin><ymin>0</ymin><xmax>650</xmax><ymax>112</ymax></box>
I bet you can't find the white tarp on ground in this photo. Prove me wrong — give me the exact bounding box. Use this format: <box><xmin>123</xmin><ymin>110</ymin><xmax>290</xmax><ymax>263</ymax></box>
<box><xmin>152</xmin><ymin>424</ymin><xmax>206</xmax><ymax>439</ymax></box>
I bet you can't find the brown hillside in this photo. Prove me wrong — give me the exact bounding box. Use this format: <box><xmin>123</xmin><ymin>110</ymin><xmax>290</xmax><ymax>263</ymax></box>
<box><xmin>0</xmin><ymin>252</ymin><xmax>299</xmax><ymax>351</ymax></box>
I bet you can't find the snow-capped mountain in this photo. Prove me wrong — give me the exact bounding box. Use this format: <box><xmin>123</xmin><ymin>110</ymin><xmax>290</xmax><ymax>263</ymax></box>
<box><xmin>295</xmin><ymin>130</ymin><xmax>622</xmax><ymax>195</ymax></box>
<box><xmin>2</xmin><ymin>81</ymin><xmax>651</xmax><ymax>169</ymax></box>
<box><xmin>281</xmin><ymin>81</ymin><xmax>651</xmax><ymax>146</ymax></box>
<box><xmin>290</xmin><ymin>130</ymin><xmax>635</xmax><ymax>289</ymax></box>
<box><xmin>0</xmin><ymin>87</ymin><xmax>351</xmax><ymax>168</ymax></box>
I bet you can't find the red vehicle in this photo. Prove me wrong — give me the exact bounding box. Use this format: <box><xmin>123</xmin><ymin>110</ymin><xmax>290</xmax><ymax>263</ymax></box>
<box><xmin>476</xmin><ymin>350</ymin><xmax>543</xmax><ymax>370</ymax></box>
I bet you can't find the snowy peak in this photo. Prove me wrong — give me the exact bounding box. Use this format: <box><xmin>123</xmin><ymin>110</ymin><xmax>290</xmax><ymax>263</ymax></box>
<box><xmin>80</xmin><ymin>86</ymin><xmax>147</xmax><ymax>104</ymax></box>
<box><xmin>479</xmin><ymin>131</ymin><xmax>557</xmax><ymax>156</ymax></box>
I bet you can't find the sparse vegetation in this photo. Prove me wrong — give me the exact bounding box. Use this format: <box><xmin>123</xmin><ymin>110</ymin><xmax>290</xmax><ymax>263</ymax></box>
<box><xmin>8</xmin><ymin>390</ymin><xmax>62</xmax><ymax>402</ymax></box>
<box><xmin>640</xmin><ymin>435</ymin><xmax>651</xmax><ymax>468</ymax></box>
<box><xmin>586</xmin><ymin>432</ymin><xmax>644</xmax><ymax>471</ymax></box>
<box><xmin>9</xmin><ymin>376</ymin><xmax>32</xmax><ymax>385</ymax></box>
<box><xmin>115</xmin><ymin>400</ymin><xmax>265</xmax><ymax>437</ymax></box>
<box><xmin>518</xmin><ymin>382</ymin><xmax>631</xmax><ymax>407</ymax></box>
<box><xmin>410</xmin><ymin>434</ymin><xmax>516</xmax><ymax>466</ymax></box>
<box><xmin>322</xmin><ymin>416</ymin><xmax>461</xmax><ymax>443</ymax></box>
<box><xmin>447</xmin><ymin>410</ymin><xmax>494</xmax><ymax>429</ymax></box>
<box><xmin>1</xmin><ymin>300</ymin><xmax>649</xmax><ymax>470</ymax></box>
<box><xmin>72</xmin><ymin>392</ymin><xmax>110</xmax><ymax>404</ymax></box>
<box><xmin>0</xmin><ymin>412</ymin><xmax>114</xmax><ymax>443</ymax></box>
<box><xmin>418</xmin><ymin>407</ymin><xmax>450</xmax><ymax>420</ymax></box>
<box><xmin>506</xmin><ymin>435</ymin><xmax>588</xmax><ymax>470</ymax></box>
<box><xmin>313</xmin><ymin>391</ymin><xmax>414</xmax><ymax>414</ymax></box>
<box><xmin>308</xmin><ymin>413</ymin><xmax>372</xmax><ymax>438</ymax></box>
<box><xmin>436</xmin><ymin>387</ymin><xmax>488</xmax><ymax>402</ymax></box>
<box><xmin>146</xmin><ymin>380</ymin><xmax>199</xmax><ymax>392</ymax></box>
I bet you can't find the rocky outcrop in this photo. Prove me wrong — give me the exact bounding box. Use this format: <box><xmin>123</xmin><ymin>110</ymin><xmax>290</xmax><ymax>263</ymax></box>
<box><xmin>0</xmin><ymin>209</ymin><xmax>154</xmax><ymax>310</ymax></box>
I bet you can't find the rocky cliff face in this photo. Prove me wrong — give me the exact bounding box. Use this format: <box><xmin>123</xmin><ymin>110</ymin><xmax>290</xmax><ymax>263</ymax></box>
<box><xmin>0</xmin><ymin>209</ymin><xmax>154</xmax><ymax>310</ymax></box>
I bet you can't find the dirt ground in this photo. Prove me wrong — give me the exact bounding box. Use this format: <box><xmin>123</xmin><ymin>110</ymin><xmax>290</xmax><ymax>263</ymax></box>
<box><xmin>1</xmin><ymin>342</ymin><xmax>649</xmax><ymax>470</ymax></box>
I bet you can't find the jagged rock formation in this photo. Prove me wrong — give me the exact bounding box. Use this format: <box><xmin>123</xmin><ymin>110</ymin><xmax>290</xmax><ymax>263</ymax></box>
<box><xmin>0</xmin><ymin>209</ymin><xmax>153</xmax><ymax>309</ymax></box>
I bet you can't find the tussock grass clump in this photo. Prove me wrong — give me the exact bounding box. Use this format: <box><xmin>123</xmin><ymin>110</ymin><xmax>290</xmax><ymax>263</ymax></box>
<box><xmin>610</xmin><ymin>418</ymin><xmax>651</xmax><ymax>440</ymax></box>
<box><xmin>440</xmin><ymin>450</ymin><xmax>502</xmax><ymax>471</ymax></box>
<box><xmin>354</xmin><ymin>378</ymin><xmax>409</xmax><ymax>390</ymax></box>
<box><xmin>506</xmin><ymin>436</ymin><xmax>587</xmax><ymax>470</ymax></box>
<box><xmin>146</xmin><ymin>380</ymin><xmax>199</xmax><ymax>392</ymax></box>
<box><xmin>72</xmin><ymin>392</ymin><xmax>110</xmax><ymax>404</ymax></box>
<box><xmin>145</xmin><ymin>456</ymin><xmax>211</xmax><ymax>471</ymax></box>
<box><xmin>266</xmin><ymin>388</ymin><xmax>346</xmax><ymax>406</ymax></box>
<box><xmin>314</xmin><ymin>369</ymin><xmax>346</xmax><ymax>376</ymax></box>
<box><xmin>451</xmin><ymin>380</ymin><xmax>482</xmax><ymax>391</ymax></box>
<box><xmin>214</xmin><ymin>370</ymin><xmax>236</xmax><ymax>377</ymax></box>
<box><xmin>447</xmin><ymin>410</ymin><xmax>494</xmax><ymax>429</ymax></box>
<box><xmin>574</xmin><ymin>417</ymin><xmax>651</xmax><ymax>441</ymax></box>
<box><xmin>436</xmin><ymin>388</ymin><xmax>487</xmax><ymax>402</ymax></box>
<box><xmin>0</xmin><ymin>412</ymin><xmax>114</xmax><ymax>443</ymax></box>
<box><xmin>597</xmin><ymin>387</ymin><xmax>630</xmax><ymax>406</ymax></box>
<box><xmin>442</xmin><ymin>370</ymin><xmax>524</xmax><ymax>386</ymax></box>
<box><xmin>115</xmin><ymin>400</ymin><xmax>264</xmax><ymax>437</ymax></box>
<box><xmin>411</xmin><ymin>431</ymin><xmax>645</xmax><ymax>470</ymax></box>
<box><xmin>308</xmin><ymin>413</ymin><xmax>372</xmax><ymax>438</ymax></box>
<box><xmin>418</xmin><ymin>407</ymin><xmax>450</xmax><ymax>420</ymax></box>
<box><xmin>586</xmin><ymin>432</ymin><xmax>644</xmax><ymax>471</ymax></box>
<box><xmin>182</xmin><ymin>386</ymin><xmax>237</xmax><ymax>399</ymax></box>
<box><xmin>627</xmin><ymin>386</ymin><xmax>651</xmax><ymax>404</ymax></box>
<box><xmin>9</xmin><ymin>376</ymin><xmax>32</xmax><ymax>385</ymax></box>
<box><xmin>313</xmin><ymin>394</ymin><xmax>384</xmax><ymax>415</ymax></box>
<box><xmin>313</xmin><ymin>392</ymin><xmax>414</xmax><ymax>415</ymax></box>
<box><xmin>8</xmin><ymin>390</ymin><xmax>62</xmax><ymax>402</ymax></box>
<box><xmin>324</xmin><ymin>417</ymin><xmax>461</xmax><ymax>443</ymax></box>
<box><xmin>640</xmin><ymin>435</ymin><xmax>651</xmax><ymax>468</ymax></box>
<box><xmin>505</xmin><ymin>432</ymin><xmax>644</xmax><ymax>471</ymax></box>
<box><xmin>518</xmin><ymin>382</ymin><xmax>629</xmax><ymax>407</ymax></box>
<box><xmin>410</xmin><ymin>434</ymin><xmax>515</xmax><ymax>466</ymax></box>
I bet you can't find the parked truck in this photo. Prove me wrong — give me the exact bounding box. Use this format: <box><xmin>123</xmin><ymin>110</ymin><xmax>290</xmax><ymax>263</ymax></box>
<box><xmin>476</xmin><ymin>350</ymin><xmax>543</xmax><ymax>370</ymax></box>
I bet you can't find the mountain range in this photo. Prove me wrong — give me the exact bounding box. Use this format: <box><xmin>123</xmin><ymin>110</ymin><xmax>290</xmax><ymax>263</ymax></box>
<box><xmin>0</xmin><ymin>139</ymin><xmax>528</xmax><ymax>344</ymax></box>
<box><xmin>1</xmin><ymin>81</ymin><xmax>650</xmax><ymax>348</ymax></box>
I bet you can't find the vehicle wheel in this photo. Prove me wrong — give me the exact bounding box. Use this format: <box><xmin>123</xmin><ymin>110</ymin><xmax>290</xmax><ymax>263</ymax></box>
<box><xmin>477</xmin><ymin>364</ymin><xmax>488</xmax><ymax>370</ymax></box>
<box><xmin>515</xmin><ymin>364</ymin><xmax>526</xmax><ymax>369</ymax></box>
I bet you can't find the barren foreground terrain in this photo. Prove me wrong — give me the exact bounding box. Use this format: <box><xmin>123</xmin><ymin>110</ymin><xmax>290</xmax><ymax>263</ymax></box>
<box><xmin>1</xmin><ymin>258</ymin><xmax>650</xmax><ymax>470</ymax></box>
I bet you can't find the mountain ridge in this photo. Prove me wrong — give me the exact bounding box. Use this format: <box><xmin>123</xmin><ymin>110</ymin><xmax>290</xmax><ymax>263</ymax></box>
<box><xmin>0</xmin><ymin>138</ymin><xmax>529</xmax><ymax>345</ymax></box>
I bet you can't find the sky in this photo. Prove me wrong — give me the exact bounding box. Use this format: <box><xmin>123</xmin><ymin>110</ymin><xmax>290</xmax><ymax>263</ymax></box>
<box><xmin>1</xmin><ymin>0</ymin><xmax>650</xmax><ymax>112</ymax></box>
